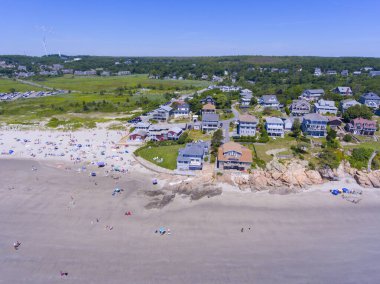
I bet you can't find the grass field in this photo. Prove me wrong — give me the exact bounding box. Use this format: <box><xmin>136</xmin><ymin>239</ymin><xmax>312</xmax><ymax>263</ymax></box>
<box><xmin>0</xmin><ymin>91</ymin><xmax>165</xmax><ymax>122</ymax></box>
<box><xmin>135</xmin><ymin>144</ymin><xmax>183</xmax><ymax>170</ymax></box>
<box><xmin>251</xmin><ymin>135</ymin><xmax>298</xmax><ymax>162</ymax></box>
<box><xmin>0</xmin><ymin>78</ymin><xmax>43</xmax><ymax>93</ymax></box>
<box><xmin>30</xmin><ymin>74</ymin><xmax>209</xmax><ymax>93</ymax></box>
<box><xmin>187</xmin><ymin>130</ymin><xmax>211</xmax><ymax>141</ymax></box>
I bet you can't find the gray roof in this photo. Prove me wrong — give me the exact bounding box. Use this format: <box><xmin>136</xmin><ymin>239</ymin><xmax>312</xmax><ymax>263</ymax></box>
<box><xmin>303</xmin><ymin>113</ymin><xmax>328</xmax><ymax>122</ymax></box>
<box><xmin>202</xmin><ymin>113</ymin><xmax>219</xmax><ymax>122</ymax></box>
<box><xmin>261</xmin><ymin>95</ymin><xmax>279</xmax><ymax>104</ymax></box>
<box><xmin>159</xmin><ymin>105</ymin><xmax>173</xmax><ymax>112</ymax></box>
<box><xmin>177</xmin><ymin>142</ymin><xmax>209</xmax><ymax>162</ymax></box>
<box><xmin>291</xmin><ymin>99</ymin><xmax>310</xmax><ymax>108</ymax></box>
<box><xmin>304</xmin><ymin>89</ymin><xmax>325</xmax><ymax>94</ymax></box>
<box><xmin>361</xmin><ymin>92</ymin><xmax>380</xmax><ymax>100</ymax></box>
<box><xmin>266</xmin><ymin>117</ymin><xmax>284</xmax><ymax>124</ymax></box>
<box><xmin>135</xmin><ymin>122</ymin><xmax>151</xmax><ymax>128</ymax></box>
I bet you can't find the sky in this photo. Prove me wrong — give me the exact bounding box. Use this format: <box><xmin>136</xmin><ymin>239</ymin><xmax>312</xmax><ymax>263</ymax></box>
<box><xmin>1</xmin><ymin>0</ymin><xmax>380</xmax><ymax>57</ymax></box>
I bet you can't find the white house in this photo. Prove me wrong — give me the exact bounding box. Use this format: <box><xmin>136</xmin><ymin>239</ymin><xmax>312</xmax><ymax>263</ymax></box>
<box><xmin>265</xmin><ymin>117</ymin><xmax>285</xmax><ymax>137</ymax></box>
<box><xmin>300</xmin><ymin>89</ymin><xmax>325</xmax><ymax>101</ymax></box>
<box><xmin>237</xmin><ymin>115</ymin><xmax>258</xmax><ymax>137</ymax></box>
<box><xmin>333</xmin><ymin>86</ymin><xmax>353</xmax><ymax>96</ymax></box>
<box><xmin>314</xmin><ymin>99</ymin><xmax>338</xmax><ymax>115</ymax></box>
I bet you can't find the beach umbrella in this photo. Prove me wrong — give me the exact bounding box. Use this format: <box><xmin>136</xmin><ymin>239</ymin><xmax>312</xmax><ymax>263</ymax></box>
<box><xmin>97</xmin><ymin>162</ymin><xmax>105</xmax><ymax>167</ymax></box>
<box><xmin>342</xmin><ymin>188</ymin><xmax>349</xmax><ymax>193</ymax></box>
<box><xmin>91</xmin><ymin>172</ymin><xmax>96</xmax><ymax>177</ymax></box>
<box><xmin>8</xmin><ymin>150</ymin><xmax>14</xmax><ymax>154</ymax></box>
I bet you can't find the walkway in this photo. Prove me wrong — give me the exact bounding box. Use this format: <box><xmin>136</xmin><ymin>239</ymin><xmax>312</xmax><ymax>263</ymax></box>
<box><xmin>368</xmin><ymin>150</ymin><xmax>378</xmax><ymax>172</ymax></box>
<box><xmin>221</xmin><ymin>103</ymin><xmax>240</xmax><ymax>143</ymax></box>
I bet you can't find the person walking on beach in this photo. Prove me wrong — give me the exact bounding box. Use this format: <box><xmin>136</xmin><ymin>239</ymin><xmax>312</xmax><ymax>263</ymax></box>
<box><xmin>13</xmin><ymin>241</ymin><xmax>21</xmax><ymax>250</ymax></box>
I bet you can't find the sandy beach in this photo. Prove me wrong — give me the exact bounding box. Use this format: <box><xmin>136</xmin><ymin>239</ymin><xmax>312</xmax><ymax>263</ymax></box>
<box><xmin>1</xmin><ymin>157</ymin><xmax>380</xmax><ymax>284</ymax></box>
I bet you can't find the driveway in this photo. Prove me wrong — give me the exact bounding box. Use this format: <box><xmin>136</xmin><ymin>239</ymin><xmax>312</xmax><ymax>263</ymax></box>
<box><xmin>221</xmin><ymin>104</ymin><xmax>239</xmax><ymax>143</ymax></box>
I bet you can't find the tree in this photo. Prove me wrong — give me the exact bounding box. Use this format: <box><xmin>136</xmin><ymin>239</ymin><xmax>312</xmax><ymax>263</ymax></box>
<box><xmin>211</xmin><ymin>129</ymin><xmax>224</xmax><ymax>156</ymax></box>
<box><xmin>291</xmin><ymin>118</ymin><xmax>302</xmax><ymax>139</ymax></box>
<box><xmin>326</xmin><ymin>127</ymin><xmax>337</xmax><ymax>142</ymax></box>
<box><xmin>343</xmin><ymin>134</ymin><xmax>352</xmax><ymax>142</ymax></box>
<box><xmin>343</xmin><ymin>104</ymin><xmax>373</xmax><ymax>121</ymax></box>
<box><xmin>285</xmin><ymin>106</ymin><xmax>290</xmax><ymax>115</ymax></box>
<box><xmin>177</xmin><ymin>132</ymin><xmax>192</xmax><ymax>144</ymax></box>
<box><xmin>250</xmin><ymin>97</ymin><xmax>257</xmax><ymax>106</ymax></box>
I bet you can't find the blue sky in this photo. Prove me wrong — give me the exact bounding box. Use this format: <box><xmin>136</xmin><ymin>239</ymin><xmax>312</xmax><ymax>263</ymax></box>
<box><xmin>1</xmin><ymin>0</ymin><xmax>379</xmax><ymax>57</ymax></box>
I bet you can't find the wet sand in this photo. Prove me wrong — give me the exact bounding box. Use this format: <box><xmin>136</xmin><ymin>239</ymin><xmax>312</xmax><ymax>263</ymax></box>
<box><xmin>1</xmin><ymin>159</ymin><xmax>380</xmax><ymax>284</ymax></box>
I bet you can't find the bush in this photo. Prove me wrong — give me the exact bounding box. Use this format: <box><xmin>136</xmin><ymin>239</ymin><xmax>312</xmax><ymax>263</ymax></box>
<box><xmin>348</xmin><ymin>147</ymin><xmax>374</xmax><ymax>170</ymax></box>
<box><xmin>204</xmin><ymin>156</ymin><xmax>209</xmax><ymax>162</ymax></box>
<box><xmin>343</xmin><ymin>134</ymin><xmax>352</xmax><ymax>142</ymax></box>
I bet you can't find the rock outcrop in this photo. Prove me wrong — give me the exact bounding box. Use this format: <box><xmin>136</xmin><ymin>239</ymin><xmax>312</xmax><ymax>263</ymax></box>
<box><xmin>232</xmin><ymin>159</ymin><xmax>323</xmax><ymax>191</ymax></box>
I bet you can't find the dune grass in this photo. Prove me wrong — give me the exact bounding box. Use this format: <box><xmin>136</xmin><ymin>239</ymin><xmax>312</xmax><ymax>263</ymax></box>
<box><xmin>30</xmin><ymin>74</ymin><xmax>209</xmax><ymax>93</ymax></box>
<box><xmin>0</xmin><ymin>78</ymin><xmax>43</xmax><ymax>92</ymax></box>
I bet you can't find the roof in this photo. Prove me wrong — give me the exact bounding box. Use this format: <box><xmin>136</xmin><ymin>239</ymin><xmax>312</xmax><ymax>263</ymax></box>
<box><xmin>336</xmin><ymin>86</ymin><xmax>352</xmax><ymax>93</ymax></box>
<box><xmin>159</xmin><ymin>105</ymin><xmax>173</xmax><ymax>112</ymax></box>
<box><xmin>341</xmin><ymin>99</ymin><xmax>359</xmax><ymax>104</ymax></box>
<box><xmin>177</xmin><ymin>142</ymin><xmax>209</xmax><ymax>162</ymax></box>
<box><xmin>239</xmin><ymin>114</ymin><xmax>258</xmax><ymax>123</ymax></box>
<box><xmin>266</xmin><ymin>117</ymin><xmax>284</xmax><ymax>124</ymax></box>
<box><xmin>202</xmin><ymin>113</ymin><xmax>219</xmax><ymax>122</ymax></box>
<box><xmin>130</xmin><ymin>129</ymin><xmax>147</xmax><ymax>136</ymax></box>
<box><xmin>135</xmin><ymin>122</ymin><xmax>151</xmax><ymax>128</ymax></box>
<box><xmin>304</xmin><ymin>89</ymin><xmax>325</xmax><ymax>94</ymax></box>
<box><xmin>168</xmin><ymin>126</ymin><xmax>183</xmax><ymax>134</ymax></box>
<box><xmin>352</xmin><ymin>117</ymin><xmax>376</xmax><ymax>125</ymax></box>
<box><xmin>202</xmin><ymin>103</ymin><xmax>216</xmax><ymax>110</ymax></box>
<box><xmin>303</xmin><ymin>113</ymin><xmax>329</xmax><ymax>122</ymax></box>
<box><xmin>217</xmin><ymin>142</ymin><xmax>253</xmax><ymax>163</ymax></box>
<box><xmin>361</xmin><ymin>92</ymin><xmax>380</xmax><ymax>100</ymax></box>
<box><xmin>327</xmin><ymin>116</ymin><xmax>342</xmax><ymax>122</ymax></box>
<box><xmin>316</xmin><ymin>99</ymin><xmax>336</xmax><ymax>107</ymax></box>
<box><xmin>261</xmin><ymin>95</ymin><xmax>279</xmax><ymax>103</ymax></box>
<box><xmin>291</xmin><ymin>99</ymin><xmax>310</xmax><ymax>107</ymax></box>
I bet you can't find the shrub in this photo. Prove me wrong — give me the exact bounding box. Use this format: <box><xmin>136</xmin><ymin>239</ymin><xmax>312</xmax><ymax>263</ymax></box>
<box><xmin>348</xmin><ymin>147</ymin><xmax>374</xmax><ymax>170</ymax></box>
<box><xmin>343</xmin><ymin>134</ymin><xmax>352</xmax><ymax>142</ymax></box>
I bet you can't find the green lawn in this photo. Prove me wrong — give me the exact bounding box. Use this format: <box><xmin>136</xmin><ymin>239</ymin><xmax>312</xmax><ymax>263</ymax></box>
<box><xmin>344</xmin><ymin>141</ymin><xmax>380</xmax><ymax>152</ymax></box>
<box><xmin>30</xmin><ymin>74</ymin><xmax>209</xmax><ymax>93</ymax></box>
<box><xmin>135</xmin><ymin>144</ymin><xmax>184</xmax><ymax>170</ymax></box>
<box><xmin>251</xmin><ymin>135</ymin><xmax>297</xmax><ymax>162</ymax></box>
<box><xmin>188</xmin><ymin>130</ymin><xmax>211</xmax><ymax>141</ymax></box>
<box><xmin>0</xmin><ymin>78</ymin><xmax>43</xmax><ymax>92</ymax></box>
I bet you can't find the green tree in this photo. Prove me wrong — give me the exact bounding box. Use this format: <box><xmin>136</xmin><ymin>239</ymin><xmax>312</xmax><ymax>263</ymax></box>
<box><xmin>343</xmin><ymin>104</ymin><xmax>373</xmax><ymax>121</ymax></box>
<box><xmin>291</xmin><ymin>118</ymin><xmax>302</xmax><ymax>139</ymax></box>
<box><xmin>250</xmin><ymin>97</ymin><xmax>257</xmax><ymax>106</ymax></box>
<box><xmin>211</xmin><ymin>129</ymin><xmax>224</xmax><ymax>156</ymax></box>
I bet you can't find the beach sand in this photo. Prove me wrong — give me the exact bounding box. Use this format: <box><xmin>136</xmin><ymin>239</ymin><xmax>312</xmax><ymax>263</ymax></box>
<box><xmin>1</xmin><ymin>159</ymin><xmax>380</xmax><ymax>283</ymax></box>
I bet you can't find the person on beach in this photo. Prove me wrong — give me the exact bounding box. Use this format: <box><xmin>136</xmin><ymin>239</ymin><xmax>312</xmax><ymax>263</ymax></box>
<box><xmin>13</xmin><ymin>241</ymin><xmax>21</xmax><ymax>250</ymax></box>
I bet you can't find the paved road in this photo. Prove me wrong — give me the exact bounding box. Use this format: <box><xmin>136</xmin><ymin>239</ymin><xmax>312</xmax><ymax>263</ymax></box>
<box><xmin>221</xmin><ymin>104</ymin><xmax>240</xmax><ymax>143</ymax></box>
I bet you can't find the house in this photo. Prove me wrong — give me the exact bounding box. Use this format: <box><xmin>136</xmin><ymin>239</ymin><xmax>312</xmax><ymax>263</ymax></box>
<box><xmin>333</xmin><ymin>86</ymin><xmax>353</xmax><ymax>96</ymax></box>
<box><xmin>240</xmin><ymin>93</ymin><xmax>252</xmax><ymax>108</ymax></box>
<box><xmin>327</xmin><ymin>117</ymin><xmax>343</xmax><ymax>130</ymax></box>
<box><xmin>201</xmin><ymin>113</ymin><xmax>219</xmax><ymax>132</ymax></box>
<box><xmin>359</xmin><ymin>92</ymin><xmax>380</xmax><ymax>109</ymax></box>
<box><xmin>101</xmin><ymin>71</ymin><xmax>110</xmax><ymax>76</ymax></box>
<box><xmin>167</xmin><ymin>127</ymin><xmax>183</xmax><ymax>140</ymax></box>
<box><xmin>117</xmin><ymin>71</ymin><xmax>131</xmax><ymax>76</ymax></box>
<box><xmin>339</xmin><ymin>99</ymin><xmax>361</xmax><ymax>113</ymax></box>
<box><xmin>134</xmin><ymin>122</ymin><xmax>151</xmax><ymax>131</ymax></box>
<box><xmin>300</xmin><ymin>89</ymin><xmax>325</xmax><ymax>101</ymax></box>
<box><xmin>353</xmin><ymin>71</ymin><xmax>362</xmax><ymax>75</ymax></box>
<box><xmin>173</xmin><ymin>103</ymin><xmax>190</xmax><ymax>118</ymax></box>
<box><xmin>279</xmin><ymin>68</ymin><xmax>289</xmax><ymax>74</ymax></box>
<box><xmin>345</xmin><ymin>118</ymin><xmax>377</xmax><ymax>136</ymax></box>
<box><xmin>259</xmin><ymin>95</ymin><xmax>280</xmax><ymax>109</ymax></box>
<box><xmin>201</xmin><ymin>95</ymin><xmax>216</xmax><ymax>105</ymax></box>
<box><xmin>237</xmin><ymin>115</ymin><xmax>258</xmax><ymax>137</ymax></box>
<box><xmin>265</xmin><ymin>117</ymin><xmax>285</xmax><ymax>137</ymax></box>
<box><xmin>152</xmin><ymin>105</ymin><xmax>173</xmax><ymax>121</ymax></box>
<box><xmin>369</xmin><ymin>71</ymin><xmax>380</xmax><ymax>77</ymax></box>
<box><xmin>290</xmin><ymin>99</ymin><xmax>311</xmax><ymax>116</ymax></box>
<box><xmin>240</xmin><ymin>89</ymin><xmax>253</xmax><ymax>96</ymax></box>
<box><xmin>176</xmin><ymin>142</ymin><xmax>209</xmax><ymax>171</ymax></box>
<box><xmin>217</xmin><ymin>142</ymin><xmax>253</xmax><ymax>171</ymax></box>
<box><xmin>202</xmin><ymin>103</ymin><xmax>216</xmax><ymax>114</ymax></box>
<box><xmin>314</xmin><ymin>68</ymin><xmax>322</xmax><ymax>76</ymax></box>
<box><xmin>129</xmin><ymin>130</ymin><xmax>147</xmax><ymax>142</ymax></box>
<box><xmin>314</xmin><ymin>99</ymin><xmax>338</xmax><ymax>115</ymax></box>
<box><xmin>301</xmin><ymin>113</ymin><xmax>328</xmax><ymax>137</ymax></box>
<box><xmin>341</xmin><ymin>70</ymin><xmax>349</xmax><ymax>77</ymax></box>
<box><xmin>326</xmin><ymin>70</ymin><xmax>337</xmax><ymax>75</ymax></box>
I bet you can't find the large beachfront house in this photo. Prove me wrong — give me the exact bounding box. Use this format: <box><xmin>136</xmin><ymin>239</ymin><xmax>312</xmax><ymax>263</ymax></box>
<box><xmin>259</xmin><ymin>95</ymin><xmax>280</xmax><ymax>109</ymax></box>
<box><xmin>176</xmin><ymin>142</ymin><xmax>209</xmax><ymax>171</ymax></box>
<box><xmin>332</xmin><ymin>86</ymin><xmax>353</xmax><ymax>96</ymax></box>
<box><xmin>340</xmin><ymin>99</ymin><xmax>361</xmax><ymax>113</ymax></box>
<box><xmin>217</xmin><ymin>141</ymin><xmax>253</xmax><ymax>171</ymax></box>
<box><xmin>237</xmin><ymin>114</ymin><xmax>258</xmax><ymax>137</ymax></box>
<box><xmin>201</xmin><ymin>113</ymin><xmax>220</xmax><ymax>132</ymax></box>
<box><xmin>345</xmin><ymin>118</ymin><xmax>377</xmax><ymax>136</ymax></box>
<box><xmin>359</xmin><ymin>92</ymin><xmax>380</xmax><ymax>109</ymax></box>
<box><xmin>240</xmin><ymin>90</ymin><xmax>253</xmax><ymax>108</ymax></box>
<box><xmin>265</xmin><ymin>117</ymin><xmax>285</xmax><ymax>137</ymax></box>
<box><xmin>147</xmin><ymin>124</ymin><xmax>184</xmax><ymax>141</ymax></box>
<box><xmin>173</xmin><ymin>103</ymin><xmax>190</xmax><ymax>118</ymax></box>
<box><xmin>299</xmin><ymin>89</ymin><xmax>325</xmax><ymax>101</ymax></box>
<box><xmin>314</xmin><ymin>99</ymin><xmax>338</xmax><ymax>115</ymax></box>
<box><xmin>290</xmin><ymin>99</ymin><xmax>311</xmax><ymax>116</ymax></box>
<box><xmin>152</xmin><ymin>105</ymin><xmax>173</xmax><ymax>121</ymax></box>
<box><xmin>202</xmin><ymin>103</ymin><xmax>216</xmax><ymax>115</ymax></box>
<box><xmin>301</xmin><ymin>113</ymin><xmax>328</xmax><ymax>137</ymax></box>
